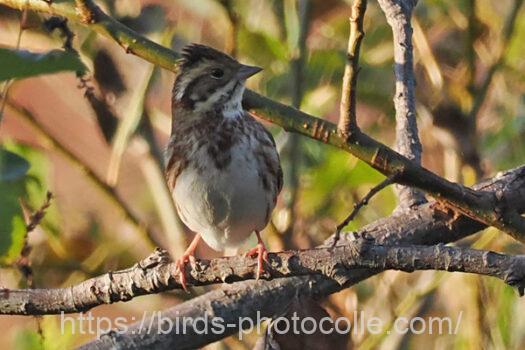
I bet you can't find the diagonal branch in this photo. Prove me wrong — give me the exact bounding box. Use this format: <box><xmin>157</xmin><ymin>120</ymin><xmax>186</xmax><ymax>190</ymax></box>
<box><xmin>245</xmin><ymin>94</ymin><xmax>525</xmax><ymax>241</ymax></box>
<box><xmin>1</xmin><ymin>0</ymin><xmax>524</xmax><ymax>240</ymax></box>
<box><xmin>377</xmin><ymin>0</ymin><xmax>426</xmax><ymax>209</ymax></box>
<box><xmin>468</xmin><ymin>0</ymin><xmax>524</xmax><ymax>122</ymax></box>
<box><xmin>338</xmin><ymin>0</ymin><xmax>367</xmax><ymax>136</ymax></box>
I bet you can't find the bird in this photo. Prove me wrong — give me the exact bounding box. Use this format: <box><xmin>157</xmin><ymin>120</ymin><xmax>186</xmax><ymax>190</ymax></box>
<box><xmin>165</xmin><ymin>43</ymin><xmax>283</xmax><ymax>291</ymax></box>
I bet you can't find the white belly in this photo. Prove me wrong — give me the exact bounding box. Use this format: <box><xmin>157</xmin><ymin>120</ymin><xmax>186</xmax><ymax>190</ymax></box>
<box><xmin>173</xmin><ymin>143</ymin><xmax>271</xmax><ymax>251</ymax></box>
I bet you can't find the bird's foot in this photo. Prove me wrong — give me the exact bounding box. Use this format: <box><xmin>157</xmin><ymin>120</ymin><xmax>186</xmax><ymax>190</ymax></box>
<box><xmin>175</xmin><ymin>253</ymin><xmax>196</xmax><ymax>292</ymax></box>
<box><xmin>175</xmin><ymin>234</ymin><xmax>201</xmax><ymax>292</ymax></box>
<box><xmin>245</xmin><ymin>239</ymin><xmax>269</xmax><ymax>280</ymax></box>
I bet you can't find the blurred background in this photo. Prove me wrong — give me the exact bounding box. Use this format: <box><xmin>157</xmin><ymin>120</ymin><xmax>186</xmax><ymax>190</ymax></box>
<box><xmin>1</xmin><ymin>0</ymin><xmax>525</xmax><ymax>349</ymax></box>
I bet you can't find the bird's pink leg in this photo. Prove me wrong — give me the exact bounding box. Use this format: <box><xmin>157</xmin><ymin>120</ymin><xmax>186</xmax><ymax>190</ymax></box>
<box><xmin>175</xmin><ymin>233</ymin><xmax>201</xmax><ymax>292</ymax></box>
<box><xmin>245</xmin><ymin>231</ymin><xmax>269</xmax><ymax>279</ymax></box>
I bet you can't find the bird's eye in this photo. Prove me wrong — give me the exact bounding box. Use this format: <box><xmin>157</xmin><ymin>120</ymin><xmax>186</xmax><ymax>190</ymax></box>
<box><xmin>211</xmin><ymin>68</ymin><xmax>224</xmax><ymax>79</ymax></box>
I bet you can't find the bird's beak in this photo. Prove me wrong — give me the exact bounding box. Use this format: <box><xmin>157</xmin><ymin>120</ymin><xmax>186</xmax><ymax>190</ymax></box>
<box><xmin>237</xmin><ymin>64</ymin><xmax>263</xmax><ymax>80</ymax></box>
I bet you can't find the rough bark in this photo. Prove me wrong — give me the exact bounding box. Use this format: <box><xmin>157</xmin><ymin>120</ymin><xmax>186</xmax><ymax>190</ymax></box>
<box><xmin>79</xmin><ymin>165</ymin><xmax>525</xmax><ymax>349</ymax></box>
<box><xmin>377</xmin><ymin>0</ymin><xmax>426</xmax><ymax>209</ymax></box>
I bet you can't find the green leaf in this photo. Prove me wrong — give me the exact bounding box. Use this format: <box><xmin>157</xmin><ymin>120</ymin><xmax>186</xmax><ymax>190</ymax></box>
<box><xmin>0</xmin><ymin>176</ymin><xmax>27</xmax><ymax>264</ymax></box>
<box><xmin>4</xmin><ymin>142</ymin><xmax>60</xmax><ymax>236</ymax></box>
<box><xmin>13</xmin><ymin>329</ymin><xmax>45</xmax><ymax>350</ymax></box>
<box><xmin>0</xmin><ymin>142</ymin><xmax>59</xmax><ymax>264</ymax></box>
<box><xmin>0</xmin><ymin>149</ymin><xmax>32</xmax><ymax>264</ymax></box>
<box><xmin>0</xmin><ymin>148</ymin><xmax>30</xmax><ymax>181</ymax></box>
<box><xmin>0</xmin><ymin>215</ymin><xmax>26</xmax><ymax>265</ymax></box>
<box><xmin>0</xmin><ymin>48</ymin><xmax>87</xmax><ymax>81</ymax></box>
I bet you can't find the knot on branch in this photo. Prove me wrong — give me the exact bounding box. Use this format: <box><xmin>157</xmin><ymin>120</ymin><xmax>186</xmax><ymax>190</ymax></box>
<box><xmin>505</xmin><ymin>256</ymin><xmax>525</xmax><ymax>296</ymax></box>
<box><xmin>136</xmin><ymin>247</ymin><xmax>171</xmax><ymax>270</ymax></box>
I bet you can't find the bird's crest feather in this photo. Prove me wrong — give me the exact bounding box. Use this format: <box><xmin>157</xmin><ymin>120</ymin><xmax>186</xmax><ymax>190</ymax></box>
<box><xmin>178</xmin><ymin>43</ymin><xmax>233</xmax><ymax>68</ymax></box>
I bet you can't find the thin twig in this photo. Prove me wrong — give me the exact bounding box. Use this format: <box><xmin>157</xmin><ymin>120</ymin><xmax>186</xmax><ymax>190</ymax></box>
<box><xmin>17</xmin><ymin>192</ymin><xmax>53</xmax><ymax>288</ymax></box>
<box><xmin>466</xmin><ymin>0</ymin><xmax>478</xmax><ymax>96</ymax></box>
<box><xmin>468</xmin><ymin>0</ymin><xmax>524</xmax><ymax>122</ymax></box>
<box><xmin>338</xmin><ymin>0</ymin><xmax>367</xmax><ymax>136</ymax></box>
<box><xmin>333</xmin><ymin>172</ymin><xmax>398</xmax><ymax>246</ymax></box>
<box><xmin>282</xmin><ymin>0</ymin><xmax>310</xmax><ymax>242</ymax></box>
<box><xmin>17</xmin><ymin>191</ymin><xmax>52</xmax><ymax>348</ymax></box>
<box><xmin>24</xmin><ymin>191</ymin><xmax>53</xmax><ymax>234</ymax></box>
<box><xmin>456</xmin><ymin>0</ymin><xmax>524</xmax><ymax>181</ymax></box>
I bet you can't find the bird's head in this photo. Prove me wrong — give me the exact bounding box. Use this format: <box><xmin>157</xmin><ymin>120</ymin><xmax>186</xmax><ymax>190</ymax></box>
<box><xmin>173</xmin><ymin>43</ymin><xmax>262</xmax><ymax>115</ymax></box>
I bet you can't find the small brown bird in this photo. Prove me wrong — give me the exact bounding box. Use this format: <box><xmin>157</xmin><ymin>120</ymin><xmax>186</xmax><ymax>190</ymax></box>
<box><xmin>165</xmin><ymin>43</ymin><xmax>283</xmax><ymax>290</ymax></box>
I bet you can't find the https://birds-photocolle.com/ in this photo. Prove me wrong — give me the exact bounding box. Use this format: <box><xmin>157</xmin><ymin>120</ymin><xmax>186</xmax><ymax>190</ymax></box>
<box><xmin>165</xmin><ymin>43</ymin><xmax>283</xmax><ymax>291</ymax></box>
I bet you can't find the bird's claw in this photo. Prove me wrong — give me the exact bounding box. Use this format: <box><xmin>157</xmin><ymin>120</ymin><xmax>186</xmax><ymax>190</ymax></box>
<box><xmin>175</xmin><ymin>253</ymin><xmax>196</xmax><ymax>292</ymax></box>
<box><xmin>245</xmin><ymin>242</ymin><xmax>269</xmax><ymax>280</ymax></box>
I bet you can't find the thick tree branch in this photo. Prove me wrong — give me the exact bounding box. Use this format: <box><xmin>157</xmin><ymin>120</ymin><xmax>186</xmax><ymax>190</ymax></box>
<box><xmin>2</xmin><ymin>0</ymin><xmax>524</xmax><ymax>240</ymax></box>
<box><xmin>80</xmin><ymin>165</ymin><xmax>525</xmax><ymax>350</ymax></box>
<box><xmin>377</xmin><ymin>0</ymin><xmax>426</xmax><ymax>209</ymax></box>
<box><xmin>0</xmin><ymin>167</ymin><xmax>523</xmax><ymax>317</ymax></box>
<box><xmin>338</xmin><ymin>0</ymin><xmax>367</xmax><ymax>135</ymax></box>
<box><xmin>2</xmin><ymin>241</ymin><xmax>524</xmax><ymax>316</ymax></box>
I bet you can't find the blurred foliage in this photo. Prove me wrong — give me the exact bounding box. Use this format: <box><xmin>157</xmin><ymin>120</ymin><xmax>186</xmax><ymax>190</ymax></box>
<box><xmin>0</xmin><ymin>147</ymin><xmax>29</xmax><ymax>264</ymax></box>
<box><xmin>0</xmin><ymin>142</ymin><xmax>57</xmax><ymax>265</ymax></box>
<box><xmin>0</xmin><ymin>0</ymin><xmax>525</xmax><ymax>349</ymax></box>
<box><xmin>14</xmin><ymin>329</ymin><xmax>44</xmax><ymax>350</ymax></box>
<box><xmin>0</xmin><ymin>48</ymin><xmax>86</xmax><ymax>81</ymax></box>
<box><xmin>0</xmin><ymin>148</ymin><xmax>29</xmax><ymax>181</ymax></box>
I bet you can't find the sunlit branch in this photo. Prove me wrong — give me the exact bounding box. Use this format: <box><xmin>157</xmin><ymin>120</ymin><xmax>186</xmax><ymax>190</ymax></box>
<box><xmin>377</xmin><ymin>0</ymin><xmax>426</xmax><ymax>209</ymax></box>
<box><xmin>80</xmin><ymin>164</ymin><xmax>525</xmax><ymax>349</ymax></box>
<box><xmin>2</xmin><ymin>0</ymin><xmax>524</xmax><ymax>241</ymax></box>
<box><xmin>338</xmin><ymin>0</ymin><xmax>367</xmax><ymax>136</ymax></box>
<box><xmin>1</xmin><ymin>241</ymin><xmax>524</xmax><ymax>316</ymax></box>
